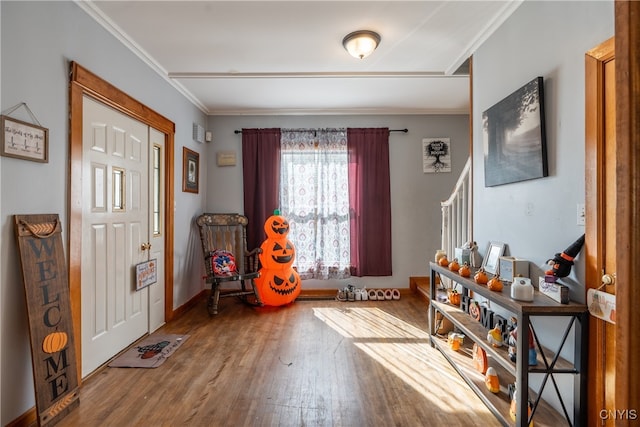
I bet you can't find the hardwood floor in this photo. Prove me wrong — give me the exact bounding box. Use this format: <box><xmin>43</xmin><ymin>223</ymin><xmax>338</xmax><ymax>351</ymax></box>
<box><xmin>59</xmin><ymin>292</ymin><xmax>500</xmax><ymax>426</ymax></box>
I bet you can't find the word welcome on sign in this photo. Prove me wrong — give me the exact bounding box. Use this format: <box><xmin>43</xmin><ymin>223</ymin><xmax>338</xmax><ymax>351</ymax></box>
<box><xmin>15</xmin><ymin>214</ymin><xmax>79</xmax><ymax>426</ymax></box>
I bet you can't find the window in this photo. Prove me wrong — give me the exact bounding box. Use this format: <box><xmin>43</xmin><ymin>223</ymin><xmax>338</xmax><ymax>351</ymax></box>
<box><xmin>152</xmin><ymin>144</ymin><xmax>162</xmax><ymax>235</ymax></box>
<box><xmin>280</xmin><ymin>129</ymin><xmax>351</xmax><ymax>279</ymax></box>
<box><xmin>112</xmin><ymin>167</ymin><xmax>125</xmax><ymax>211</ymax></box>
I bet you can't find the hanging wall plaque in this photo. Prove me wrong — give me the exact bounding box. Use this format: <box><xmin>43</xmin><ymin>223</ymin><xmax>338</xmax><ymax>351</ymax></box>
<box><xmin>1</xmin><ymin>115</ymin><xmax>49</xmax><ymax>162</ymax></box>
<box><xmin>14</xmin><ymin>214</ymin><xmax>79</xmax><ymax>426</ymax></box>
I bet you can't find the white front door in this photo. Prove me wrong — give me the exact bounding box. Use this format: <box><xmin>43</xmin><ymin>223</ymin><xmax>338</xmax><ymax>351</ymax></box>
<box><xmin>81</xmin><ymin>96</ymin><xmax>150</xmax><ymax>376</ymax></box>
<box><xmin>148</xmin><ymin>128</ymin><xmax>165</xmax><ymax>332</ymax></box>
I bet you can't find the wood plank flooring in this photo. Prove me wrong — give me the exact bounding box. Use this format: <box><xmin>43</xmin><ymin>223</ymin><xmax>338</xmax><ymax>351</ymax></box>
<box><xmin>58</xmin><ymin>293</ymin><xmax>500</xmax><ymax>427</ymax></box>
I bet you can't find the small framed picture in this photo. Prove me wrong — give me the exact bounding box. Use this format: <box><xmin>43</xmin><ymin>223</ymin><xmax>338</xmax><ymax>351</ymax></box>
<box><xmin>423</xmin><ymin>137</ymin><xmax>451</xmax><ymax>173</ymax></box>
<box><xmin>1</xmin><ymin>115</ymin><xmax>49</xmax><ymax>162</ymax></box>
<box><xmin>482</xmin><ymin>241</ymin><xmax>505</xmax><ymax>275</ymax></box>
<box><xmin>182</xmin><ymin>147</ymin><xmax>199</xmax><ymax>193</ymax></box>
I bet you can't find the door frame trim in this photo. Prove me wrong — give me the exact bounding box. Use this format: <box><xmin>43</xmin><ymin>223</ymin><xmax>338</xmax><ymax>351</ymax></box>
<box><xmin>585</xmin><ymin>1</ymin><xmax>640</xmax><ymax>420</ymax></box>
<box><xmin>613</xmin><ymin>0</ymin><xmax>640</xmax><ymax>413</ymax></box>
<box><xmin>68</xmin><ymin>62</ymin><xmax>176</xmax><ymax>380</ymax></box>
<box><xmin>585</xmin><ymin>36</ymin><xmax>614</xmax><ymax>422</ymax></box>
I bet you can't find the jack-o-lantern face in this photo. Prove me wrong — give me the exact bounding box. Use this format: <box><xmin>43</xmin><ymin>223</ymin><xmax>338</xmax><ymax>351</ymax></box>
<box><xmin>256</xmin><ymin>268</ymin><xmax>301</xmax><ymax>306</ymax></box>
<box><xmin>260</xmin><ymin>238</ymin><xmax>295</xmax><ymax>270</ymax></box>
<box><xmin>264</xmin><ymin>215</ymin><xmax>290</xmax><ymax>239</ymax></box>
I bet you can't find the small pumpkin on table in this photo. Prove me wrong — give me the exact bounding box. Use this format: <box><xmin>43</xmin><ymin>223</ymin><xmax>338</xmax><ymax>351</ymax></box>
<box><xmin>474</xmin><ymin>268</ymin><xmax>489</xmax><ymax>285</ymax></box>
<box><xmin>487</xmin><ymin>275</ymin><xmax>503</xmax><ymax>292</ymax></box>
<box><xmin>458</xmin><ymin>262</ymin><xmax>471</xmax><ymax>278</ymax></box>
<box><xmin>438</xmin><ymin>255</ymin><xmax>449</xmax><ymax>267</ymax></box>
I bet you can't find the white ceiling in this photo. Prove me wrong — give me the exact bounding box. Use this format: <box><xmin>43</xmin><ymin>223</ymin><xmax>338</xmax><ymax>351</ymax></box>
<box><xmin>80</xmin><ymin>1</ymin><xmax>523</xmax><ymax>115</ymax></box>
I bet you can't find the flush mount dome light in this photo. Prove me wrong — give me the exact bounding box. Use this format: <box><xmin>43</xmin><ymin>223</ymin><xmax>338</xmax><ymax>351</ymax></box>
<box><xmin>342</xmin><ymin>30</ymin><xmax>381</xmax><ymax>59</ymax></box>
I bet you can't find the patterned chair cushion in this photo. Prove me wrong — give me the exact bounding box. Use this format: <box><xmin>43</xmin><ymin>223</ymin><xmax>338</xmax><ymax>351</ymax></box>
<box><xmin>208</xmin><ymin>250</ymin><xmax>237</xmax><ymax>276</ymax></box>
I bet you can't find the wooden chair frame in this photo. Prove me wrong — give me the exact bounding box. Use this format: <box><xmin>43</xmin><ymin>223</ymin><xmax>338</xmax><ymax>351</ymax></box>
<box><xmin>196</xmin><ymin>213</ymin><xmax>262</xmax><ymax>315</ymax></box>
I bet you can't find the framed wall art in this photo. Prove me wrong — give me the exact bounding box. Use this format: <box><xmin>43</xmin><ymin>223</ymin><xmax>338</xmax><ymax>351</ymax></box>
<box><xmin>1</xmin><ymin>115</ymin><xmax>49</xmax><ymax>162</ymax></box>
<box><xmin>422</xmin><ymin>137</ymin><xmax>451</xmax><ymax>173</ymax></box>
<box><xmin>482</xmin><ymin>77</ymin><xmax>548</xmax><ymax>187</ymax></box>
<box><xmin>182</xmin><ymin>147</ymin><xmax>199</xmax><ymax>193</ymax></box>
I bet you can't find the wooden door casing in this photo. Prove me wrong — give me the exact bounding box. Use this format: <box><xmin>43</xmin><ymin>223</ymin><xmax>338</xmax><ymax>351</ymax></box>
<box><xmin>613</xmin><ymin>1</ymin><xmax>640</xmax><ymax>417</ymax></box>
<box><xmin>585</xmin><ymin>2</ymin><xmax>640</xmax><ymax>421</ymax></box>
<box><xmin>585</xmin><ymin>37</ymin><xmax>616</xmax><ymax>424</ymax></box>
<box><xmin>69</xmin><ymin>62</ymin><xmax>176</xmax><ymax>380</ymax></box>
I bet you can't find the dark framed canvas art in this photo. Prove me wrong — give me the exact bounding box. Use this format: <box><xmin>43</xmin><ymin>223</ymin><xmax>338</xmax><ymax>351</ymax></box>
<box><xmin>482</xmin><ymin>77</ymin><xmax>548</xmax><ymax>187</ymax></box>
<box><xmin>182</xmin><ymin>147</ymin><xmax>199</xmax><ymax>193</ymax></box>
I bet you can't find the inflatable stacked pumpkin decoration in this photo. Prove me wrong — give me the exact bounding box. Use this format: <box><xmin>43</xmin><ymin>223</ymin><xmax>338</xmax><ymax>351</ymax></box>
<box><xmin>255</xmin><ymin>210</ymin><xmax>301</xmax><ymax>306</ymax></box>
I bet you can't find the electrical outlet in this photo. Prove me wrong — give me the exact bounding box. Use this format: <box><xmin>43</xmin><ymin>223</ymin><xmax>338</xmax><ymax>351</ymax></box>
<box><xmin>577</xmin><ymin>203</ymin><xmax>585</xmax><ymax>226</ymax></box>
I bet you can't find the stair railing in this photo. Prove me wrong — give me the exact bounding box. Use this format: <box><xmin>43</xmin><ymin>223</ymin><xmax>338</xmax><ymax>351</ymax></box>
<box><xmin>441</xmin><ymin>157</ymin><xmax>472</xmax><ymax>262</ymax></box>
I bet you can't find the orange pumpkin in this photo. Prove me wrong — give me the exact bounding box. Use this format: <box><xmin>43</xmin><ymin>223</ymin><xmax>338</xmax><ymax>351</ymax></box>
<box><xmin>448</xmin><ymin>258</ymin><xmax>460</xmax><ymax>272</ymax></box>
<box><xmin>264</xmin><ymin>214</ymin><xmax>290</xmax><ymax>240</ymax></box>
<box><xmin>459</xmin><ymin>263</ymin><xmax>471</xmax><ymax>277</ymax></box>
<box><xmin>438</xmin><ymin>256</ymin><xmax>449</xmax><ymax>267</ymax></box>
<box><xmin>488</xmin><ymin>275</ymin><xmax>503</xmax><ymax>292</ymax></box>
<box><xmin>474</xmin><ymin>268</ymin><xmax>488</xmax><ymax>285</ymax></box>
<box><xmin>42</xmin><ymin>331</ymin><xmax>68</xmax><ymax>354</ymax></box>
<box><xmin>260</xmin><ymin>238</ymin><xmax>296</xmax><ymax>270</ymax></box>
<box><xmin>448</xmin><ymin>289</ymin><xmax>461</xmax><ymax>306</ymax></box>
<box><xmin>255</xmin><ymin>268</ymin><xmax>301</xmax><ymax>306</ymax></box>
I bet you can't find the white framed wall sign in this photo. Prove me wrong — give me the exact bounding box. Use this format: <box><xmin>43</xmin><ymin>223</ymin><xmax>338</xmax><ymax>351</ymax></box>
<box><xmin>422</xmin><ymin>137</ymin><xmax>451</xmax><ymax>173</ymax></box>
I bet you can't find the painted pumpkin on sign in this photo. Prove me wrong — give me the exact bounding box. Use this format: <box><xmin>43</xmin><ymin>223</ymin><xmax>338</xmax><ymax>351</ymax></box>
<box><xmin>469</xmin><ymin>301</ymin><xmax>482</xmax><ymax>322</ymax></box>
<box><xmin>264</xmin><ymin>214</ymin><xmax>290</xmax><ymax>240</ymax></box>
<box><xmin>42</xmin><ymin>331</ymin><xmax>68</xmax><ymax>354</ymax></box>
<box><xmin>260</xmin><ymin>238</ymin><xmax>296</xmax><ymax>270</ymax></box>
<box><xmin>256</xmin><ymin>268</ymin><xmax>301</xmax><ymax>306</ymax></box>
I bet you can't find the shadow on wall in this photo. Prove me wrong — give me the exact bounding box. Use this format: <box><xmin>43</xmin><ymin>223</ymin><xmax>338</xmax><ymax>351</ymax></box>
<box><xmin>176</xmin><ymin>217</ymin><xmax>206</xmax><ymax>303</ymax></box>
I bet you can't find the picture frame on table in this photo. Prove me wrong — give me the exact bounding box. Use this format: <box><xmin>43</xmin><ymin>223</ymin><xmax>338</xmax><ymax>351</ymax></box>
<box><xmin>482</xmin><ymin>241</ymin><xmax>506</xmax><ymax>275</ymax></box>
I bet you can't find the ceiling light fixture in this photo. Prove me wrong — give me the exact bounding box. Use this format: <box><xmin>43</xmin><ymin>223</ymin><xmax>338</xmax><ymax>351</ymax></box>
<box><xmin>342</xmin><ymin>30</ymin><xmax>381</xmax><ymax>60</ymax></box>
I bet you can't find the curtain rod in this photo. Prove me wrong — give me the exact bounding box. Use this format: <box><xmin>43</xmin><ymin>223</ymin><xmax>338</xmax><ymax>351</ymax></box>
<box><xmin>234</xmin><ymin>128</ymin><xmax>408</xmax><ymax>135</ymax></box>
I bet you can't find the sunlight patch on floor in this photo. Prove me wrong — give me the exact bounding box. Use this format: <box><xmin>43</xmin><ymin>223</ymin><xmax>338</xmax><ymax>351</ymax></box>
<box><xmin>312</xmin><ymin>306</ymin><xmax>496</xmax><ymax>418</ymax></box>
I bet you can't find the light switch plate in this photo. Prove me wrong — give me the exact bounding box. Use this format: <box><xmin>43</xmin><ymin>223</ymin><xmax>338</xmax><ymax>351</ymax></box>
<box><xmin>577</xmin><ymin>203</ymin><xmax>585</xmax><ymax>226</ymax></box>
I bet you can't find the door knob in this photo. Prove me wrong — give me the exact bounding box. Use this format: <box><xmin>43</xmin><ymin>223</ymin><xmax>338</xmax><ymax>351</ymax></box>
<box><xmin>141</xmin><ymin>242</ymin><xmax>152</xmax><ymax>251</ymax></box>
<box><xmin>601</xmin><ymin>273</ymin><xmax>616</xmax><ymax>286</ymax></box>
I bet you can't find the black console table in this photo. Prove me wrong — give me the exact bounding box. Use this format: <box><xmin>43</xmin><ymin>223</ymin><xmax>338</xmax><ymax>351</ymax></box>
<box><xmin>428</xmin><ymin>262</ymin><xmax>588</xmax><ymax>426</ymax></box>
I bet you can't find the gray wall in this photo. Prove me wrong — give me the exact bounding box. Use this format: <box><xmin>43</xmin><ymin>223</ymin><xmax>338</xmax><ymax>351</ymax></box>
<box><xmin>0</xmin><ymin>0</ymin><xmax>616</xmax><ymax>424</ymax></box>
<box><xmin>0</xmin><ymin>2</ymin><xmax>207</xmax><ymax>423</ymax></box>
<box><xmin>473</xmin><ymin>0</ymin><xmax>613</xmax><ymax>295</ymax></box>
<box><xmin>471</xmin><ymin>0</ymin><xmax>613</xmax><ymax>417</ymax></box>
<box><xmin>207</xmin><ymin>115</ymin><xmax>470</xmax><ymax>290</ymax></box>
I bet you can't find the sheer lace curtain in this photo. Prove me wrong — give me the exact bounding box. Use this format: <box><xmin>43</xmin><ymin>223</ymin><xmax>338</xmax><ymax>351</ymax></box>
<box><xmin>280</xmin><ymin>129</ymin><xmax>351</xmax><ymax>280</ymax></box>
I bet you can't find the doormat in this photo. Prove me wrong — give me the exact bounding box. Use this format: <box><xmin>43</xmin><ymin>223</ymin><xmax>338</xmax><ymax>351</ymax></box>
<box><xmin>108</xmin><ymin>334</ymin><xmax>189</xmax><ymax>369</ymax></box>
